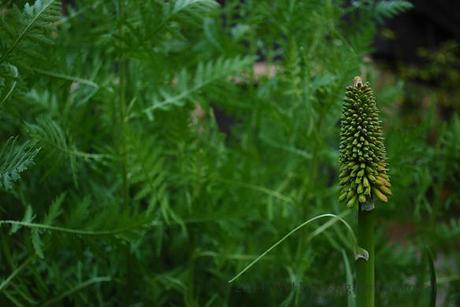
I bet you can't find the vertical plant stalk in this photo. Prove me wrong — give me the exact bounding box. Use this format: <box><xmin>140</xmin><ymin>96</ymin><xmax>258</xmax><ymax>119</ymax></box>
<box><xmin>118</xmin><ymin>0</ymin><xmax>129</xmax><ymax>206</ymax></box>
<box><xmin>357</xmin><ymin>202</ymin><xmax>375</xmax><ymax>307</ymax></box>
<box><xmin>338</xmin><ymin>77</ymin><xmax>392</xmax><ymax>307</ymax></box>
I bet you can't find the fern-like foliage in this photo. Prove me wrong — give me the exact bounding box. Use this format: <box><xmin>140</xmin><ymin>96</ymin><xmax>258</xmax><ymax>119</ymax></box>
<box><xmin>25</xmin><ymin>118</ymin><xmax>77</xmax><ymax>179</ymax></box>
<box><xmin>164</xmin><ymin>0</ymin><xmax>219</xmax><ymax>21</ymax></box>
<box><xmin>116</xmin><ymin>0</ymin><xmax>218</xmax><ymax>57</ymax></box>
<box><xmin>0</xmin><ymin>0</ymin><xmax>440</xmax><ymax>306</ymax></box>
<box><xmin>25</xmin><ymin>117</ymin><xmax>105</xmax><ymax>186</ymax></box>
<box><xmin>0</xmin><ymin>0</ymin><xmax>61</xmax><ymax>106</ymax></box>
<box><xmin>128</xmin><ymin>136</ymin><xmax>166</xmax><ymax>204</ymax></box>
<box><xmin>0</xmin><ymin>0</ymin><xmax>61</xmax><ymax>65</ymax></box>
<box><xmin>374</xmin><ymin>0</ymin><xmax>413</xmax><ymax>22</ymax></box>
<box><xmin>0</xmin><ymin>137</ymin><xmax>40</xmax><ymax>191</ymax></box>
<box><xmin>143</xmin><ymin>56</ymin><xmax>254</xmax><ymax>120</ymax></box>
<box><xmin>10</xmin><ymin>205</ymin><xmax>35</xmax><ymax>235</ymax></box>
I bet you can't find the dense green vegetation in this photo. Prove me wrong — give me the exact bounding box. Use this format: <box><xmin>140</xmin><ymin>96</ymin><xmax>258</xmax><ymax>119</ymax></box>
<box><xmin>0</xmin><ymin>0</ymin><xmax>459</xmax><ymax>306</ymax></box>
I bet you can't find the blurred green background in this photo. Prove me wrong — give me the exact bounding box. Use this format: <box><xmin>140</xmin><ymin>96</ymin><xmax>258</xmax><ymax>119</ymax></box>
<box><xmin>0</xmin><ymin>0</ymin><xmax>459</xmax><ymax>306</ymax></box>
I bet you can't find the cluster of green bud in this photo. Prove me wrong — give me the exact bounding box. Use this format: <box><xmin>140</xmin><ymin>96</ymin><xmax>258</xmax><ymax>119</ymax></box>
<box><xmin>338</xmin><ymin>76</ymin><xmax>391</xmax><ymax>208</ymax></box>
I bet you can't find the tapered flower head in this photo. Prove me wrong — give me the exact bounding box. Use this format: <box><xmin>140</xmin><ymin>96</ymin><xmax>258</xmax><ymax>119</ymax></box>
<box><xmin>338</xmin><ymin>76</ymin><xmax>391</xmax><ymax>208</ymax></box>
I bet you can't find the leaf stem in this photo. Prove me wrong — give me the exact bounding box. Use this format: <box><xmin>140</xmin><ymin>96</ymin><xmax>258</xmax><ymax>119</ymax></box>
<box><xmin>0</xmin><ymin>220</ymin><xmax>154</xmax><ymax>235</ymax></box>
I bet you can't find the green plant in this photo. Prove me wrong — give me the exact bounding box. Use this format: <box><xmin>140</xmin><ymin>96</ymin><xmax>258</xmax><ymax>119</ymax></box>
<box><xmin>4</xmin><ymin>1</ymin><xmax>457</xmax><ymax>306</ymax></box>
<box><xmin>339</xmin><ymin>76</ymin><xmax>391</xmax><ymax>307</ymax></box>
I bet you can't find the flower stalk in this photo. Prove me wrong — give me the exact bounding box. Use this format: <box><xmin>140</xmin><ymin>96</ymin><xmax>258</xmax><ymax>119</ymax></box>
<box><xmin>338</xmin><ymin>76</ymin><xmax>391</xmax><ymax>307</ymax></box>
<box><xmin>357</xmin><ymin>203</ymin><xmax>375</xmax><ymax>307</ymax></box>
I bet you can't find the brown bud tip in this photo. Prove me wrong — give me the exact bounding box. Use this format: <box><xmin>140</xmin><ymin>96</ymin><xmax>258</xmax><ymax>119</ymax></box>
<box><xmin>353</xmin><ymin>76</ymin><xmax>363</xmax><ymax>88</ymax></box>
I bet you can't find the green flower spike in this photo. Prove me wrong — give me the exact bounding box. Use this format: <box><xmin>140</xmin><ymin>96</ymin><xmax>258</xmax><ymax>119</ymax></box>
<box><xmin>338</xmin><ymin>76</ymin><xmax>391</xmax><ymax>209</ymax></box>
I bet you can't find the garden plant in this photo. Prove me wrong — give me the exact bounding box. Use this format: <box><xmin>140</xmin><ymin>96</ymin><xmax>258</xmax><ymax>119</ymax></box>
<box><xmin>0</xmin><ymin>0</ymin><xmax>458</xmax><ymax>306</ymax></box>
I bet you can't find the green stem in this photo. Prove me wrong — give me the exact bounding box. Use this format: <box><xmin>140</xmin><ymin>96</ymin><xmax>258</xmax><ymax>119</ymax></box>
<box><xmin>357</xmin><ymin>202</ymin><xmax>375</xmax><ymax>307</ymax></box>
<box><xmin>118</xmin><ymin>0</ymin><xmax>129</xmax><ymax>206</ymax></box>
<box><xmin>0</xmin><ymin>256</ymin><xmax>34</xmax><ymax>292</ymax></box>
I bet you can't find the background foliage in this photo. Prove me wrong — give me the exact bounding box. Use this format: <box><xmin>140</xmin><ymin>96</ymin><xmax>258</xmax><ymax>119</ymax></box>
<box><xmin>0</xmin><ymin>0</ymin><xmax>458</xmax><ymax>306</ymax></box>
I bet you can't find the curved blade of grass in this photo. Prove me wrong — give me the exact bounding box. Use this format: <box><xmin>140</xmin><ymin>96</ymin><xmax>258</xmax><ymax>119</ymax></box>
<box><xmin>228</xmin><ymin>211</ymin><xmax>363</xmax><ymax>283</ymax></box>
<box><xmin>342</xmin><ymin>249</ymin><xmax>356</xmax><ymax>307</ymax></box>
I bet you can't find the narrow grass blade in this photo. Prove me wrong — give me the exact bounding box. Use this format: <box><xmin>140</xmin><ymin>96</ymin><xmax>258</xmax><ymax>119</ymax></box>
<box><xmin>228</xmin><ymin>210</ymin><xmax>361</xmax><ymax>283</ymax></box>
<box><xmin>342</xmin><ymin>249</ymin><xmax>356</xmax><ymax>307</ymax></box>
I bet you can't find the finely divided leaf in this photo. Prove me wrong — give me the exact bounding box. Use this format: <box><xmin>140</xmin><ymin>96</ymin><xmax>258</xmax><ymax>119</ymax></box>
<box><xmin>0</xmin><ymin>138</ymin><xmax>40</xmax><ymax>191</ymax></box>
<box><xmin>143</xmin><ymin>56</ymin><xmax>254</xmax><ymax>120</ymax></box>
<box><xmin>31</xmin><ymin>229</ymin><xmax>44</xmax><ymax>258</ymax></box>
<box><xmin>164</xmin><ymin>0</ymin><xmax>218</xmax><ymax>22</ymax></box>
<box><xmin>10</xmin><ymin>205</ymin><xmax>35</xmax><ymax>234</ymax></box>
<box><xmin>0</xmin><ymin>0</ymin><xmax>61</xmax><ymax>64</ymax></box>
<box><xmin>44</xmin><ymin>193</ymin><xmax>65</xmax><ymax>225</ymax></box>
<box><xmin>374</xmin><ymin>1</ymin><xmax>413</xmax><ymax>22</ymax></box>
